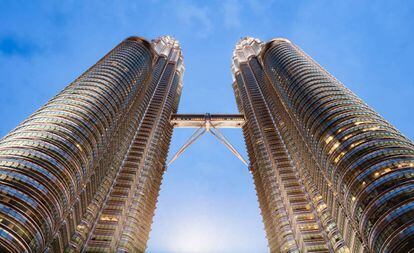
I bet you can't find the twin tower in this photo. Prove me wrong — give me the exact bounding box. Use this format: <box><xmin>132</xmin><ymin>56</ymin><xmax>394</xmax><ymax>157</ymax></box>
<box><xmin>0</xmin><ymin>36</ymin><xmax>413</xmax><ymax>253</ymax></box>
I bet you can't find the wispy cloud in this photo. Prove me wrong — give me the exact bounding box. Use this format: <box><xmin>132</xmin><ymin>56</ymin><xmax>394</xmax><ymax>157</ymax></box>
<box><xmin>247</xmin><ymin>0</ymin><xmax>275</xmax><ymax>14</ymax></box>
<box><xmin>222</xmin><ymin>0</ymin><xmax>242</xmax><ymax>29</ymax></box>
<box><xmin>174</xmin><ymin>1</ymin><xmax>212</xmax><ymax>37</ymax></box>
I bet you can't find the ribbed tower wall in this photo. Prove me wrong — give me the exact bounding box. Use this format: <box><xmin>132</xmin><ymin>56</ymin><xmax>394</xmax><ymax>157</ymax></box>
<box><xmin>0</xmin><ymin>36</ymin><xmax>184</xmax><ymax>253</ymax></box>
<box><xmin>233</xmin><ymin>37</ymin><xmax>414</xmax><ymax>253</ymax></box>
<box><xmin>83</xmin><ymin>36</ymin><xmax>183</xmax><ymax>253</ymax></box>
<box><xmin>0</xmin><ymin>37</ymin><xmax>154</xmax><ymax>252</ymax></box>
<box><xmin>261</xmin><ymin>39</ymin><xmax>414</xmax><ymax>252</ymax></box>
<box><xmin>233</xmin><ymin>38</ymin><xmax>343</xmax><ymax>253</ymax></box>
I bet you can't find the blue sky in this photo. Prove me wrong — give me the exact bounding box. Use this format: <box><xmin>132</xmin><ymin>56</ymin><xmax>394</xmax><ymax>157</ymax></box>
<box><xmin>1</xmin><ymin>1</ymin><xmax>414</xmax><ymax>252</ymax></box>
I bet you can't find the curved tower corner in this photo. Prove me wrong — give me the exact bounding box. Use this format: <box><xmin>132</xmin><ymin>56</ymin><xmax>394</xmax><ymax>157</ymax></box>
<box><xmin>0</xmin><ymin>37</ymin><xmax>154</xmax><ymax>253</ymax></box>
<box><xmin>260</xmin><ymin>38</ymin><xmax>414</xmax><ymax>253</ymax></box>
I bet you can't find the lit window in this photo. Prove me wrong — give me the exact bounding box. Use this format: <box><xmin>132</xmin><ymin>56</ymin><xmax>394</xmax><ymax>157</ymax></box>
<box><xmin>325</xmin><ymin>136</ymin><xmax>334</xmax><ymax>144</ymax></box>
<box><xmin>328</xmin><ymin>142</ymin><xmax>340</xmax><ymax>154</ymax></box>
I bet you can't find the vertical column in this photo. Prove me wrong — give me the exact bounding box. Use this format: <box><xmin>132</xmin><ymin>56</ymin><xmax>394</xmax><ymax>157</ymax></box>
<box><xmin>83</xmin><ymin>36</ymin><xmax>184</xmax><ymax>253</ymax></box>
<box><xmin>232</xmin><ymin>38</ymin><xmax>336</xmax><ymax>253</ymax></box>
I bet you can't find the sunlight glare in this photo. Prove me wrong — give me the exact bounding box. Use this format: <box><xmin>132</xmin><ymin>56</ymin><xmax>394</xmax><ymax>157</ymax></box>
<box><xmin>167</xmin><ymin>218</ymin><xmax>219</xmax><ymax>253</ymax></box>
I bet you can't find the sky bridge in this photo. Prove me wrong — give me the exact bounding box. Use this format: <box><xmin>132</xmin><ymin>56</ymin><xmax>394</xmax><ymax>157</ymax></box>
<box><xmin>168</xmin><ymin>113</ymin><xmax>248</xmax><ymax>167</ymax></box>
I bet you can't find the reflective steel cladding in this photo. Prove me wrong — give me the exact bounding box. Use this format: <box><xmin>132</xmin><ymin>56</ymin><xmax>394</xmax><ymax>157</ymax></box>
<box><xmin>0</xmin><ymin>36</ymin><xmax>183</xmax><ymax>252</ymax></box>
<box><xmin>232</xmin><ymin>38</ymin><xmax>414</xmax><ymax>253</ymax></box>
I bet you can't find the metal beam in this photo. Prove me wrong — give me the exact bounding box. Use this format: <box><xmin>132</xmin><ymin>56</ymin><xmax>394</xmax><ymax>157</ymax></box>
<box><xmin>167</xmin><ymin>127</ymin><xmax>206</xmax><ymax>167</ymax></box>
<box><xmin>167</xmin><ymin>113</ymin><xmax>249</xmax><ymax>167</ymax></box>
<box><xmin>209</xmin><ymin>126</ymin><xmax>248</xmax><ymax>166</ymax></box>
<box><xmin>171</xmin><ymin>113</ymin><xmax>245</xmax><ymax>128</ymax></box>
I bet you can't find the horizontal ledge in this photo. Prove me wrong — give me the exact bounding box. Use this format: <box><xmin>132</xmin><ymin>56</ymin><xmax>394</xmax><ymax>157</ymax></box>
<box><xmin>171</xmin><ymin>113</ymin><xmax>245</xmax><ymax>128</ymax></box>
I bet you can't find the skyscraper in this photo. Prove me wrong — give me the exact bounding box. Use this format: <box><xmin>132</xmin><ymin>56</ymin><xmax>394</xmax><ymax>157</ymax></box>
<box><xmin>232</xmin><ymin>37</ymin><xmax>414</xmax><ymax>253</ymax></box>
<box><xmin>0</xmin><ymin>36</ymin><xmax>183</xmax><ymax>252</ymax></box>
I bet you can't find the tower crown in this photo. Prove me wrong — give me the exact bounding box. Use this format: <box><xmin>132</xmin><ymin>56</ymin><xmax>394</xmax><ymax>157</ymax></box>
<box><xmin>231</xmin><ymin>37</ymin><xmax>263</xmax><ymax>77</ymax></box>
<box><xmin>152</xmin><ymin>35</ymin><xmax>185</xmax><ymax>75</ymax></box>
